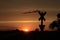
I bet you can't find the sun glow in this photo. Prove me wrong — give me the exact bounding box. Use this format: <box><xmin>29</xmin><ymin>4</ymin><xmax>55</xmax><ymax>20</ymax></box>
<box><xmin>24</xmin><ymin>29</ymin><xmax>29</xmax><ymax>32</ymax></box>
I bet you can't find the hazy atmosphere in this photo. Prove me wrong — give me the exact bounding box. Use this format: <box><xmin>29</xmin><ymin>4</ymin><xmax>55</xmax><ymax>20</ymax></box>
<box><xmin>0</xmin><ymin>0</ymin><xmax>60</xmax><ymax>31</ymax></box>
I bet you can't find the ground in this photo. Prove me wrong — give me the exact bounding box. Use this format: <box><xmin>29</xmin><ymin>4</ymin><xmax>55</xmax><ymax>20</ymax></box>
<box><xmin>0</xmin><ymin>29</ymin><xmax>60</xmax><ymax>40</ymax></box>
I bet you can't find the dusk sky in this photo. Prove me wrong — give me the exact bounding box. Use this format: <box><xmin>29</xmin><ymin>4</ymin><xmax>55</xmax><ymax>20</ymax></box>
<box><xmin>0</xmin><ymin>0</ymin><xmax>60</xmax><ymax>31</ymax></box>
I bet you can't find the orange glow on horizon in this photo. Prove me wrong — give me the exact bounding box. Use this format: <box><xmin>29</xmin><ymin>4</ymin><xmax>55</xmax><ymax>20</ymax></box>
<box><xmin>0</xmin><ymin>21</ymin><xmax>39</xmax><ymax>23</ymax></box>
<box><xmin>23</xmin><ymin>29</ymin><xmax>29</xmax><ymax>32</ymax></box>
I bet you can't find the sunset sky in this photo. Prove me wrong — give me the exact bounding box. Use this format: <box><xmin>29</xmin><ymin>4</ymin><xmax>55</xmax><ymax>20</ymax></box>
<box><xmin>0</xmin><ymin>0</ymin><xmax>60</xmax><ymax>31</ymax></box>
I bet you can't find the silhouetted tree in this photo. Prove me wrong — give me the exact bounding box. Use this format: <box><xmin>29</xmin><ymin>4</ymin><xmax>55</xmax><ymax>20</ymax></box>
<box><xmin>49</xmin><ymin>13</ymin><xmax>60</xmax><ymax>31</ymax></box>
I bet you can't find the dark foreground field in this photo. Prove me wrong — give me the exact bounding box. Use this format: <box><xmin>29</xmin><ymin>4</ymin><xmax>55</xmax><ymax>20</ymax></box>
<box><xmin>0</xmin><ymin>29</ymin><xmax>60</xmax><ymax>40</ymax></box>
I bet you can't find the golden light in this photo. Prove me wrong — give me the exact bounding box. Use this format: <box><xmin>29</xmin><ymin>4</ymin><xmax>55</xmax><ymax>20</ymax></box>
<box><xmin>23</xmin><ymin>29</ymin><xmax>29</xmax><ymax>32</ymax></box>
<box><xmin>18</xmin><ymin>24</ymin><xmax>37</xmax><ymax>32</ymax></box>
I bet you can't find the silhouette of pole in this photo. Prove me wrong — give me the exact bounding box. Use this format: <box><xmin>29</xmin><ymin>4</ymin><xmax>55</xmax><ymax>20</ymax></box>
<box><xmin>38</xmin><ymin>11</ymin><xmax>46</xmax><ymax>32</ymax></box>
<box><xmin>22</xmin><ymin>10</ymin><xmax>46</xmax><ymax>31</ymax></box>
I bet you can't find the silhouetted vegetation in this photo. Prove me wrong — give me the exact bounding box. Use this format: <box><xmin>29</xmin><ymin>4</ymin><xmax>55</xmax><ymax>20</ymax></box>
<box><xmin>49</xmin><ymin>13</ymin><xmax>60</xmax><ymax>31</ymax></box>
